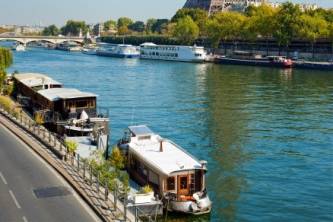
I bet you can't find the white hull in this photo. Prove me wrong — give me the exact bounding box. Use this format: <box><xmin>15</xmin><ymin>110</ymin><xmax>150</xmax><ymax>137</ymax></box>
<box><xmin>13</xmin><ymin>45</ymin><xmax>26</xmax><ymax>51</ymax></box>
<box><xmin>169</xmin><ymin>195</ymin><xmax>212</xmax><ymax>214</ymax></box>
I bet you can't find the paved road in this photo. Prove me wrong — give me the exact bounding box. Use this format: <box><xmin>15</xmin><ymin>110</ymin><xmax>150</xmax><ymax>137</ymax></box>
<box><xmin>0</xmin><ymin>124</ymin><xmax>100</xmax><ymax>222</ymax></box>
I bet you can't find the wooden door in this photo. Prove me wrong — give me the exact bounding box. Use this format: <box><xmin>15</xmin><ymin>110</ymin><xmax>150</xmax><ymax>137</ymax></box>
<box><xmin>177</xmin><ymin>175</ymin><xmax>189</xmax><ymax>196</ymax></box>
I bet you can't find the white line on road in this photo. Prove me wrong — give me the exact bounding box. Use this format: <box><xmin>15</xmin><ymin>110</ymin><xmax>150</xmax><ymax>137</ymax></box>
<box><xmin>22</xmin><ymin>216</ymin><xmax>28</xmax><ymax>222</ymax></box>
<box><xmin>9</xmin><ymin>190</ymin><xmax>21</xmax><ymax>209</ymax></box>
<box><xmin>0</xmin><ymin>171</ymin><xmax>7</xmax><ymax>185</ymax></box>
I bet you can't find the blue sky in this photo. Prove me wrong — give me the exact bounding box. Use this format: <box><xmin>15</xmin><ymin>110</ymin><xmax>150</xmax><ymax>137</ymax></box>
<box><xmin>0</xmin><ymin>0</ymin><xmax>332</xmax><ymax>26</ymax></box>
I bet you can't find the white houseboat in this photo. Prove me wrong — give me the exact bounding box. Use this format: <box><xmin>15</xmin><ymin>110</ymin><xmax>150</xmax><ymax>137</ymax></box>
<box><xmin>96</xmin><ymin>43</ymin><xmax>140</xmax><ymax>58</ymax></box>
<box><xmin>140</xmin><ymin>42</ymin><xmax>207</xmax><ymax>63</ymax></box>
<box><xmin>118</xmin><ymin>125</ymin><xmax>212</xmax><ymax>215</ymax></box>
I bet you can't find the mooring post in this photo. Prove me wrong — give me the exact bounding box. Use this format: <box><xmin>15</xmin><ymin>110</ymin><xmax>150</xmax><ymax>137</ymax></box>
<box><xmin>77</xmin><ymin>154</ymin><xmax>80</xmax><ymax>172</ymax></box>
<box><xmin>124</xmin><ymin>191</ymin><xmax>127</xmax><ymax>221</ymax></box>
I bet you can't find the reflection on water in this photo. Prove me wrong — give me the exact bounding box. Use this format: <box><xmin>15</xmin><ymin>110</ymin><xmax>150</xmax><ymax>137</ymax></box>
<box><xmin>5</xmin><ymin>47</ymin><xmax>333</xmax><ymax>222</ymax></box>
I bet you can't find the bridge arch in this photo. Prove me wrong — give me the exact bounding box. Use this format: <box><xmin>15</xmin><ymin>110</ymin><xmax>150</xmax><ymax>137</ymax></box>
<box><xmin>0</xmin><ymin>38</ymin><xmax>25</xmax><ymax>44</ymax></box>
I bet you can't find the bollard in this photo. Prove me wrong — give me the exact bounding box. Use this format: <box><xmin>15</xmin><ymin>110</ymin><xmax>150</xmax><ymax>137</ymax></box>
<box><xmin>114</xmin><ymin>183</ymin><xmax>118</xmax><ymax>210</ymax></box>
<box><xmin>83</xmin><ymin>161</ymin><xmax>86</xmax><ymax>179</ymax></box>
<box><xmin>53</xmin><ymin>135</ymin><xmax>56</xmax><ymax>147</ymax></box>
<box><xmin>77</xmin><ymin>154</ymin><xmax>80</xmax><ymax>172</ymax></box>
<box><xmin>104</xmin><ymin>182</ymin><xmax>109</xmax><ymax>201</ymax></box>
<box><xmin>124</xmin><ymin>192</ymin><xmax>127</xmax><ymax>221</ymax></box>
<box><xmin>135</xmin><ymin>207</ymin><xmax>138</xmax><ymax>222</ymax></box>
<box><xmin>89</xmin><ymin>166</ymin><xmax>93</xmax><ymax>186</ymax></box>
<box><xmin>48</xmin><ymin>131</ymin><xmax>51</xmax><ymax>142</ymax></box>
<box><xmin>96</xmin><ymin>172</ymin><xmax>100</xmax><ymax>194</ymax></box>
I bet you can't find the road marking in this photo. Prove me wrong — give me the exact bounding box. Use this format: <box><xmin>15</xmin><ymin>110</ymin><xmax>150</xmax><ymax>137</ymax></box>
<box><xmin>22</xmin><ymin>216</ymin><xmax>28</xmax><ymax>222</ymax></box>
<box><xmin>9</xmin><ymin>190</ymin><xmax>21</xmax><ymax>209</ymax></box>
<box><xmin>0</xmin><ymin>171</ymin><xmax>7</xmax><ymax>185</ymax></box>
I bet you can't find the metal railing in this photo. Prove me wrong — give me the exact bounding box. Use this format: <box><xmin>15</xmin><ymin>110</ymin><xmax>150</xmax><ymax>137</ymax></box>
<box><xmin>0</xmin><ymin>105</ymin><xmax>153</xmax><ymax>222</ymax></box>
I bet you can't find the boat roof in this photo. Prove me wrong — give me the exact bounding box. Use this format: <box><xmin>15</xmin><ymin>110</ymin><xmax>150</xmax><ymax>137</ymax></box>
<box><xmin>127</xmin><ymin>125</ymin><xmax>204</xmax><ymax>176</ymax></box>
<box><xmin>140</xmin><ymin>42</ymin><xmax>204</xmax><ymax>49</ymax></box>
<box><xmin>129</xmin><ymin>125</ymin><xmax>154</xmax><ymax>136</ymax></box>
<box><xmin>38</xmin><ymin>88</ymin><xmax>97</xmax><ymax>101</ymax></box>
<box><xmin>14</xmin><ymin>73</ymin><xmax>62</xmax><ymax>88</ymax></box>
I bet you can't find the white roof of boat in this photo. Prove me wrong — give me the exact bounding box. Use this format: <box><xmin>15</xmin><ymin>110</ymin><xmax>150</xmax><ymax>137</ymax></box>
<box><xmin>140</xmin><ymin>42</ymin><xmax>204</xmax><ymax>49</ymax></box>
<box><xmin>128</xmin><ymin>125</ymin><xmax>203</xmax><ymax>176</ymax></box>
<box><xmin>14</xmin><ymin>73</ymin><xmax>62</xmax><ymax>87</ymax></box>
<box><xmin>38</xmin><ymin>88</ymin><xmax>97</xmax><ymax>101</ymax></box>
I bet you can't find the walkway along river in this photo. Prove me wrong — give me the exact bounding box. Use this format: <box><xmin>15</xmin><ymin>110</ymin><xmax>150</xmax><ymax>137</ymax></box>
<box><xmin>6</xmin><ymin>47</ymin><xmax>333</xmax><ymax>222</ymax></box>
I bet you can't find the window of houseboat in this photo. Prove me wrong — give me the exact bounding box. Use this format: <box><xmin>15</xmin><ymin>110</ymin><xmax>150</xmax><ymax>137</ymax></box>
<box><xmin>180</xmin><ymin>176</ymin><xmax>188</xmax><ymax>189</ymax></box>
<box><xmin>167</xmin><ymin>177</ymin><xmax>175</xmax><ymax>190</ymax></box>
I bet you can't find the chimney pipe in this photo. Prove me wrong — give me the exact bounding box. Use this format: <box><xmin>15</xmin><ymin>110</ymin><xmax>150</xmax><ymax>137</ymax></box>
<box><xmin>160</xmin><ymin>140</ymin><xmax>163</xmax><ymax>152</ymax></box>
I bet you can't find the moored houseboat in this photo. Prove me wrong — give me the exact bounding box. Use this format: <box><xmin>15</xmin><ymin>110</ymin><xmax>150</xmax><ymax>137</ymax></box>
<box><xmin>118</xmin><ymin>125</ymin><xmax>212</xmax><ymax>215</ymax></box>
<box><xmin>96</xmin><ymin>43</ymin><xmax>140</xmax><ymax>58</ymax></box>
<box><xmin>12</xmin><ymin>73</ymin><xmax>109</xmax><ymax>136</ymax></box>
<box><xmin>216</xmin><ymin>51</ymin><xmax>293</xmax><ymax>68</ymax></box>
<box><xmin>140</xmin><ymin>42</ymin><xmax>207</xmax><ymax>63</ymax></box>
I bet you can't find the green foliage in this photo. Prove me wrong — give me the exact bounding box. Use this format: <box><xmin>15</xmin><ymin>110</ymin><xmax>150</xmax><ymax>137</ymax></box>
<box><xmin>0</xmin><ymin>96</ymin><xmax>12</xmax><ymax>112</ymax></box>
<box><xmin>298</xmin><ymin>14</ymin><xmax>329</xmax><ymax>43</ymax></box>
<box><xmin>0</xmin><ymin>47</ymin><xmax>13</xmax><ymax>90</ymax></box>
<box><xmin>145</xmin><ymin>18</ymin><xmax>157</xmax><ymax>34</ymax></box>
<box><xmin>65</xmin><ymin>140</ymin><xmax>78</xmax><ymax>154</ymax></box>
<box><xmin>42</xmin><ymin>25</ymin><xmax>60</xmax><ymax>36</ymax></box>
<box><xmin>205</xmin><ymin>11</ymin><xmax>246</xmax><ymax>48</ymax></box>
<box><xmin>3</xmin><ymin>84</ymin><xmax>13</xmax><ymax>96</ymax></box>
<box><xmin>61</xmin><ymin>20</ymin><xmax>88</xmax><ymax>36</ymax></box>
<box><xmin>172</xmin><ymin>8</ymin><xmax>208</xmax><ymax>35</ymax></box>
<box><xmin>173</xmin><ymin>16</ymin><xmax>199</xmax><ymax>45</ymax></box>
<box><xmin>128</xmin><ymin>21</ymin><xmax>145</xmax><ymax>32</ymax></box>
<box><xmin>109</xmin><ymin>146</ymin><xmax>125</xmax><ymax>170</ymax></box>
<box><xmin>151</xmin><ymin>19</ymin><xmax>169</xmax><ymax>34</ymax></box>
<box><xmin>139</xmin><ymin>185</ymin><xmax>153</xmax><ymax>194</ymax></box>
<box><xmin>117</xmin><ymin>17</ymin><xmax>133</xmax><ymax>29</ymax></box>
<box><xmin>273</xmin><ymin>2</ymin><xmax>302</xmax><ymax>47</ymax></box>
<box><xmin>34</xmin><ymin>112</ymin><xmax>44</xmax><ymax>126</ymax></box>
<box><xmin>104</xmin><ymin>20</ymin><xmax>117</xmax><ymax>31</ymax></box>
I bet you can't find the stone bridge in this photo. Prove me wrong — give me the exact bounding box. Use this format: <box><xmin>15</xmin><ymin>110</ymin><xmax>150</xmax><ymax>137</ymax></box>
<box><xmin>0</xmin><ymin>35</ymin><xmax>86</xmax><ymax>45</ymax></box>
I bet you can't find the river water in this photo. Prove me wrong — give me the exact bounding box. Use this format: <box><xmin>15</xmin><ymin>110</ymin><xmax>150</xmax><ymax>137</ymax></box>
<box><xmin>6</xmin><ymin>47</ymin><xmax>333</xmax><ymax>221</ymax></box>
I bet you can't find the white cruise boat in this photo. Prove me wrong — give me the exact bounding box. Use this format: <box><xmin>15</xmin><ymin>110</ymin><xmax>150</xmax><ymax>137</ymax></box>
<box><xmin>13</xmin><ymin>44</ymin><xmax>26</xmax><ymax>52</ymax></box>
<box><xmin>96</xmin><ymin>43</ymin><xmax>140</xmax><ymax>58</ymax></box>
<box><xmin>118</xmin><ymin>125</ymin><xmax>212</xmax><ymax>215</ymax></box>
<box><xmin>140</xmin><ymin>42</ymin><xmax>207</xmax><ymax>63</ymax></box>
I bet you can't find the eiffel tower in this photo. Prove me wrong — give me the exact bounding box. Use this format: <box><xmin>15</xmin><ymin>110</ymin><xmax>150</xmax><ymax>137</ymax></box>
<box><xmin>183</xmin><ymin>0</ymin><xmax>265</xmax><ymax>14</ymax></box>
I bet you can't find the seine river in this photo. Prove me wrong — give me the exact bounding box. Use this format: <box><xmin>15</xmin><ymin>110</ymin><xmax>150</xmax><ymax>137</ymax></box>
<box><xmin>6</xmin><ymin>47</ymin><xmax>333</xmax><ymax>221</ymax></box>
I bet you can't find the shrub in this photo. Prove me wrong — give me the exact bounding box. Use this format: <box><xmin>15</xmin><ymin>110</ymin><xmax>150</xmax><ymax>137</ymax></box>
<box><xmin>65</xmin><ymin>140</ymin><xmax>78</xmax><ymax>154</ymax></box>
<box><xmin>139</xmin><ymin>185</ymin><xmax>153</xmax><ymax>194</ymax></box>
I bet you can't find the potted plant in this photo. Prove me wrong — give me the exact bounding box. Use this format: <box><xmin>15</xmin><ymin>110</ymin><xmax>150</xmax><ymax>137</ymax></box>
<box><xmin>134</xmin><ymin>185</ymin><xmax>154</xmax><ymax>204</ymax></box>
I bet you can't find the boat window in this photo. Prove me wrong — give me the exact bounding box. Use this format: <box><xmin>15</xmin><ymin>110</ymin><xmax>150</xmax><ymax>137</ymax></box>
<box><xmin>167</xmin><ymin>177</ymin><xmax>175</xmax><ymax>190</ymax></box>
<box><xmin>149</xmin><ymin>170</ymin><xmax>159</xmax><ymax>186</ymax></box>
<box><xmin>180</xmin><ymin>176</ymin><xmax>188</xmax><ymax>189</ymax></box>
<box><xmin>138</xmin><ymin>135</ymin><xmax>151</xmax><ymax>140</ymax></box>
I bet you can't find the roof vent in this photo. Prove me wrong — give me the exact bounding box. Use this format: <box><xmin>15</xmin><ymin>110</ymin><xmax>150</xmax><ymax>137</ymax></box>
<box><xmin>200</xmin><ymin>160</ymin><xmax>207</xmax><ymax>169</ymax></box>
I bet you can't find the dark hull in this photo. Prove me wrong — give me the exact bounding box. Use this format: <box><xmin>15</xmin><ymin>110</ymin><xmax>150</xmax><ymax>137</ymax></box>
<box><xmin>216</xmin><ymin>57</ymin><xmax>292</xmax><ymax>68</ymax></box>
<box><xmin>294</xmin><ymin>62</ymin><xmax>333</xmax><ymax>71</ymax></box>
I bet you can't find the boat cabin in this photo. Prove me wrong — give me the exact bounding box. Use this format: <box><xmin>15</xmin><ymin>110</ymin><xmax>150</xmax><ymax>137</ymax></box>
<box><xmin>120</xmin><ymin>125</ymin><xmax>208</xmax><ymax>201</ymax></box>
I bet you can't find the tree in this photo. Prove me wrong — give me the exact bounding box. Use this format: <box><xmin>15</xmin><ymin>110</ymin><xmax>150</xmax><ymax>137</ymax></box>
<box><xmin>244</xmin><ymin>4</ymin><xmax>277</xmax><ymax>54</ymax></box>
<box><xmin>42</xmin><ymin>25</ymin><xmax>60</xmax><ymax>36</ymax></box>
<box><xmin>61</xmin><ymin>20</ymin><xmax>88</xmax><ymax>36</ymax></box>
<box><xmin>0</xmin><ymin>48</ymin><xmax>13</xmax><ymax>90</ymax></box>
<box><xmin>273</xmin><ymin>2</ymin><xmax>302</xmax><ymax>55</ymax></box>
<box><xmin>117</xmin><ymin>26</ymin><xmax>130</xmax><ymax>35</ymax></box>
<box><xmin>205</xmin><ymin>12</ymin><xmax>246</xmax><ymax>48</ymax></box>
<box><xmin>173</xmin><ymin>16</ymin><xmax>199</xmax><ymax>45</ymax></box>
<box><xmin>117</xmin><ymin>17</ymin><xmax>133</xmax><ymax>29</ymax></box>
<box><xmin>298</xmin><ymin>14</ymin><xmax>329</xmax><ymax>58</ymax></box>
<box><xmin>104</xmin><ymin>20</ymin><xmax>117</xmax><ymax>32</ymax></box>
<box><xmin>128</xmin><ymin>21</ymin><xmax>145</xmax><ymax>32</ymax></box>
<box><xmin>152</xmin><ymin>19</ymin><xmax>169</xmax><ymax>34</ymax></box>
<box><xmin>172</xmin><ymin>8</ymin><xmax>208</xmax><ymax>35</ymax></box>
<box><xmin>109</xmin><ymin>146</ymin><xmax>125</xmax><ymax>170</ymax></box>
<box><xmin>145</xmin><ymin>18</ymin><xmax>157</xmax><ymax>34</ymax></box>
